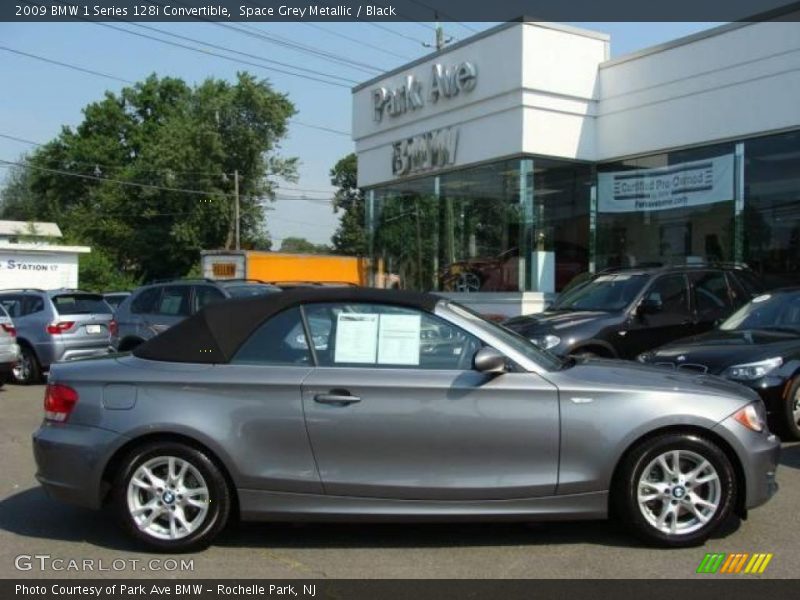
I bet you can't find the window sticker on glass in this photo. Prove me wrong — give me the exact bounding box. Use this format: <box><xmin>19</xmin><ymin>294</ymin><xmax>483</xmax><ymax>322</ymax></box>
<box><xmin>334</xmin><ymin>313</ymin><xmax>378</xmax><ymax>363</ymax></box>
<box><xmin>378</xmin><ymin>314</ymin><xmax>421</xmax><ymax>365</ymax></box>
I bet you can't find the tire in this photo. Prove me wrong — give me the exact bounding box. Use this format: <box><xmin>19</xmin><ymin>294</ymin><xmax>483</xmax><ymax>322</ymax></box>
<box><xmin>12</xmin><ymin>344</ymin><xmax>41</xmax><ymax>385</ymax></box>
<box><xmin>113</xmin><ymin>441</ymin><xmax>232</xmax><ymax>553</ymax></box>
<box><xmin>778</xmin><ymin>377</ymin><xmax>800</xmax><ymax>441</ymax></box>
<box><xmin>614</xmin><ymin>433</ymin><xmax>736</xmax><ymax>547</ymax></box>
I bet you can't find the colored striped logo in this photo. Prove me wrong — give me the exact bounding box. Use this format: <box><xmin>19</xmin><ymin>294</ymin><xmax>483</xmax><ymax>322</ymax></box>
<box><xmin>696</xmin><ymin>553</ymin><xmax>773</xmax><ymax>574</ymax></box>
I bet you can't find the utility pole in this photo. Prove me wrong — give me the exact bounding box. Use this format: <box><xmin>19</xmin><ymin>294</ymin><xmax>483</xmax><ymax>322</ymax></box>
<box><xmin>234</xmin><ymin>169</ymin><xmax>240</xmax><ymax>251</ymax></box>
<box><xmin>423</xmin><ymin>14</ymin><xmax>453</xmax><ymax>51</ymax></box>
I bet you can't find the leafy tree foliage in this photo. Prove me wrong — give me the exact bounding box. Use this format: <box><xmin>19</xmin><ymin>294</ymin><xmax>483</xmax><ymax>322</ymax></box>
<box><xmin>278</xmin><ymin>236</ymin><xmax>331</xmax><ymax>254</ymax></box>
<box><xmin>330</xmin><ymin>153</ymin><xmax>366</xmax><ymax>256</ymax></box>
<box><xmin>0</xmin><ymin>72</ymin><xmax>297</xmax><ymax>281</ymax></box>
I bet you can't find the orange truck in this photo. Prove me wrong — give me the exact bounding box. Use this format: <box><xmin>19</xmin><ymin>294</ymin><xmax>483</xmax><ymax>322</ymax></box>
<box><xmin>201</xmin><ymin>250</ymin><xmax>372</xmax><ymax>286</ymax></box>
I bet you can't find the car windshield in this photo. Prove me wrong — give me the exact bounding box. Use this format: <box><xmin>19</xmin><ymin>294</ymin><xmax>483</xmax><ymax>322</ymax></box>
<box><xmin>552</xmin><ymin>273</ymin><xmax>649</xmax><ymax>311</ymax></box>
<box><xmin>224</xmin><ymin>284</ymin><xmax>281</xmax><ymax>298</ymax></box>
<box><xmin>52</xmin><ymin>294</ymin><xmax>112</xmax><ymax>315</ymax></box>
<box><xmin>720</xmin><ymin>292</ymin><xmax>800</xmax><ymax>332</ymax></box>
<box><xmin>445</xmin><ymin>302</ymin><xmax>564</xmax><ymax>371</ymax></box>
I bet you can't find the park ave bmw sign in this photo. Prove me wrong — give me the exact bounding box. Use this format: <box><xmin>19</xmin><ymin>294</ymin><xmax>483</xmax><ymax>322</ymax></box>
<box><xmin>372</xmin><ymin>61</ymin><xmax>478</xmax><ymax>123</ymax></box>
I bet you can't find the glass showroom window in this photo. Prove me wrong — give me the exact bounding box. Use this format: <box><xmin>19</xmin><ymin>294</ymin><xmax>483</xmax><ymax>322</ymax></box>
<box><xmin>438</xmin><ymin>160</ymin><xmax>523</xmax><ymax>292</ymax></box>
<box><xmin>744</xmin><ymin>129</ymin><xmax>800</xmax><ymax>288</ymax></box>
<box><xmin>595</xmin><ymin>142</ymin><xmax>737</xmax><ymax>272</ymax></box>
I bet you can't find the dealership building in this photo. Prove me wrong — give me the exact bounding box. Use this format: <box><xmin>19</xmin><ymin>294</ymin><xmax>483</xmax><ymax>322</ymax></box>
<box><xmin>352</xmin><ymin>16</ymin><xmax>800</xmax><ymax>315</ymax></box>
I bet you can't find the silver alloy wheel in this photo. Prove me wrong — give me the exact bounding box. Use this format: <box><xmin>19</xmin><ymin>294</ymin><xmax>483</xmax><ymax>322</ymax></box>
<box><xmin>455</xmin><ymin>272</ymin><xmax>481</xmax><ymax>293</ymax></box>
<box><xmin>637</xmin><ymin>449</ymin><xmax>721</xmax><ymax>536</ymax></box>
<box><xmin>12</xmin><ymin>352</ymin><xmax>31</xmax><ymax>382</ymax></box>
<box><xmin>126</xmin><ymin>456</ymin><xmax>210</xmax><ymax>541</ymax></box>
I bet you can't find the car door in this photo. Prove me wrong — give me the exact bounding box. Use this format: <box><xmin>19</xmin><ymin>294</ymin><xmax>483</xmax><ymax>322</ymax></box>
<box><xmin>618</xmin><ymin>273</ymin><xmax>692</xmax><ymax>357</ymax></box>
<box><xmin>300</xmin><ymin>302</ymin><xmax>560</xmax><ymax>501</ymax></box>
<box><xmin>147</xmin><ymin>285</ymin><xmax>191</xmax><ymax>335</ymax></box>
<box><xmin>213</xmin><ymin>306</ymin><xmax>321</xmax><ymax>494</ymax></box>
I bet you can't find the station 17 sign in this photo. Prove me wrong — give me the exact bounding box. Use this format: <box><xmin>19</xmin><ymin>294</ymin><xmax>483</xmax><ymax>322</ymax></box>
<box><xmin>597</xmin><ymin>154</ymin><xmax>735</xmax><ymax>213</ymax></box>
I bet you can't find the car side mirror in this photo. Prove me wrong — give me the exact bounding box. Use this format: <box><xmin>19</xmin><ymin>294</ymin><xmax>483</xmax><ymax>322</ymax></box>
<box><xmin>638</xmin><ymin>297</ymin><xmax>663</xmax><ymax>316</ymax></box>
<box><xmin>474</xmin><ymin>347</ymin><xmax>507</xmax><ymax>375</ymax></box>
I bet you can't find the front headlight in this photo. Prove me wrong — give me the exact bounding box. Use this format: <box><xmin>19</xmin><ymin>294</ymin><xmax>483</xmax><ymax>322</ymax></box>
<box><xmin>722</xmin><ymin>357</ymin><xmax>783</xmax><ymax>381</ymax></box>
<box><xmin>532</xmin><ymin>334</ymin><xmax>560</xmax><ymax>350</ymax></box>
<box><xmin>733</xmin><ymin>403</ymin><xmax>767</xmax><ymax>432</ymax></box>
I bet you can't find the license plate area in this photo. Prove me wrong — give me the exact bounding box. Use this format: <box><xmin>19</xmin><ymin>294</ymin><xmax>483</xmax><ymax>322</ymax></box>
<box><xmin>85</xmin><ymin>324</ymin><xmax>102</xmax><ymax>334</ymax></box>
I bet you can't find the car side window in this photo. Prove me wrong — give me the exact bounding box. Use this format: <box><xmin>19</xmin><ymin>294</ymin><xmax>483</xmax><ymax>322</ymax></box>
<box><xmin>232</xmin><ymin>307</ymin><xmax>311</xmax><ymax>366</ymax></box>
<box><xmin>131</xmin><ymin>287</ymin><xmax>161</xmax><ymax>315</ymax></box>
<box><xmin>643</xmin><ymin>274</ymin><xmax>690</xmax><ymax>318</ymax></box>
<box><xmin>193</xmin><ymin>285</ymin><xmax>226</xmax><ymax>313</ymax></box>
<box><xmin>690</xmin><ymin>271</ymin><xmax>733</xmax><ymax>319</ymax></box>
<box><xmin>303</xmin><ymin>302</ymin><xmax>482</xmax><ymax>370</ymax></box>
<box><xmin>156</xmin><ymin>286</ymin><xmax>191</xmax><ymax>316</ymax></box>
<box><xmin>0</xmin><ymin>295</ymin><xmax>22</xmax><ymax>318</ymax></box>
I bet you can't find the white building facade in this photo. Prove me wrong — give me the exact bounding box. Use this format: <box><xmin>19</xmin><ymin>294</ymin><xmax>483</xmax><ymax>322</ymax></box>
<box><xmin>353</xmin><ymin>18</ymin><xmax>800</xmax><ymax>315</ymax></box>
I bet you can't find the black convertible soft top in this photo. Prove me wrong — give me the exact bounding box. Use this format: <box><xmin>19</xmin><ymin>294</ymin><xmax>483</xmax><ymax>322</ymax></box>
<box><xmin>133</xmin><ymin>287</ymin><xmax>441</xmax><ymax>364</ymax></box>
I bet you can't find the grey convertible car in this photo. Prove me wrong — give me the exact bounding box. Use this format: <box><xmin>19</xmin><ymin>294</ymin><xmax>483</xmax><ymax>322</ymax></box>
<box><xmin>33</xmin><ymin>288</ymin><xmax>779</xmax><ymax>552</ymax></box>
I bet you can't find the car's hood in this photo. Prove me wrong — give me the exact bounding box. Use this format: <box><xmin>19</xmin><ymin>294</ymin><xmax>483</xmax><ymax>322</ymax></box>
<box><xmin>646</xmin><ymin>329</ymin><xmax>800</xmax><ymax>372</ymax></box>
<box><xmin>558</xmin><ymin>357</ymin><xmax>759</xmax><ymax>402</ymax></box>
<box><xmin>505</xmin><ymin>310</ymin><xmax>615</xmax><ymax>335</ymax></box>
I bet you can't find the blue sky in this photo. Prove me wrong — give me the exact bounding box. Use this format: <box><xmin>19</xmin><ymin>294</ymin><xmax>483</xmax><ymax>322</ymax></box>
<box><xmin>0</xmin><ymin>21</ymin><xmax>721</xmax><ymax>245</ymax></box>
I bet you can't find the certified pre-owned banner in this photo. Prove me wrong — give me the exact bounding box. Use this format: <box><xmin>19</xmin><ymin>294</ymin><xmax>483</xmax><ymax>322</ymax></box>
<box><xmin>597</xmin><ymin>154</ymin><xmax>735</xmax><ymax>214</ymax></box>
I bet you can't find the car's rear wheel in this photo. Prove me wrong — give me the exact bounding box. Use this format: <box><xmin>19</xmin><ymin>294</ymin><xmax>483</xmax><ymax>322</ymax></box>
<box><xmin>113</xmin><ymin>442</ymin><xmax>231</xmax><ymax>552</ymax></box>
<box><xmin>12</xmin><ymin>345</ymin><xmax>41</xmax><ymax>385</ymax></box>
<box><xmin>615</xmin><ymin>433</ymin><xmax>736</xmax><ymax>547</ymax></box>
<box><xmin>779</xmin><ymin>377</ymin><xmax>800</xmax><ymax>441</ymax></box>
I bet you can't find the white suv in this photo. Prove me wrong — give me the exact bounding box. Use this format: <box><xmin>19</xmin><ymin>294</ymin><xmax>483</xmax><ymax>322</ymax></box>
<box><xmin>0</xmin><ymin>304</ymin><xmax>20</xmax><ymax>384</ymax></box>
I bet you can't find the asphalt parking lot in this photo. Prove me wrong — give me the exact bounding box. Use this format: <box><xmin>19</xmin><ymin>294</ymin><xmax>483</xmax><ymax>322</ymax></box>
<box><xmin>0</xmin><ymin>383</ymin><xmax>798</xmax><ymax>580</ymax></box>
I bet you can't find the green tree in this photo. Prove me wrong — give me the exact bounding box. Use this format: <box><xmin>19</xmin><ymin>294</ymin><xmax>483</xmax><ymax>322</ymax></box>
<box><xmin>0</xmin><ymin>72</ymin><xmax>297</xmax><ymax>281</ymax></box>
<box><xmin>279</xmin><ymin>236</ymin><xmax>331</xmax><ymax>254</ymax></box>
<box><xmin>330</xmin><ymin>153</ymin><xmax>366</xmax><ymax>255</ymax></box>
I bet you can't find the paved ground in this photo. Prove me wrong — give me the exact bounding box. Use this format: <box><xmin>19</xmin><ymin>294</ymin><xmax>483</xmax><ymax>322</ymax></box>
<box><xmin>0</xmin><ymin>383</ymin><xmax>797</xmax><ymax>579</ymax></box>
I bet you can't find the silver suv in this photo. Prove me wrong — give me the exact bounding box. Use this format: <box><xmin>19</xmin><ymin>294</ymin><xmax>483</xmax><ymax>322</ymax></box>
<box><xmin>111</xmin><ymin>279</ymin><xmax>280</xmax><ymax>352</ymax></box>
<box><xmin>0</xmin><ymin>304</ymin><xmax>20</xmax><ymax>384</ymax></box>
<box><xmin>0</xmin><ymin>289</ymin><xmax>114</xmax><ymax>384</ymax></box>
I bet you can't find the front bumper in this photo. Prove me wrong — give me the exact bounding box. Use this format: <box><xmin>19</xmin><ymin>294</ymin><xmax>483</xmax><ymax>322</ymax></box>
<box><xmin>713</xmin><ymin>415</ymin><xmax>780</xmax><ymax>511</ymax></box>
<box><xmin>32</xmin><ymin>422</ymin><xmax>123</xmax><ymax>509</ymax></box>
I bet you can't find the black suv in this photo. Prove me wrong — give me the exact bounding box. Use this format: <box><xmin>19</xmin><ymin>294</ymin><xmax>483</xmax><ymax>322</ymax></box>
<box><xmin>503</xmin><ymin>265</ymin><xmax>764</xmax><ymax>359</ymax></box>
<box><xmin>111</xmin><ymin>279</ymin><xmax>280</xmax><ymax>352</ymax></box>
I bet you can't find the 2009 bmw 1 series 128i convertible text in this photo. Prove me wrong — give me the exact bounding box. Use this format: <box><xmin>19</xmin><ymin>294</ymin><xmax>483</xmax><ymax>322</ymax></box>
<box><xmin>32</xmin><ymin>288</ymin><xmax>780</xmax><ymax>552</ymax></box>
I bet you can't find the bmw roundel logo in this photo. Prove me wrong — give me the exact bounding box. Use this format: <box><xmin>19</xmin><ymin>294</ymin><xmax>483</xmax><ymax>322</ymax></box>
<box><xmin>677</xmin><ymin>355</ymin><xmax>686</xmax><ymax>362</ymax></box>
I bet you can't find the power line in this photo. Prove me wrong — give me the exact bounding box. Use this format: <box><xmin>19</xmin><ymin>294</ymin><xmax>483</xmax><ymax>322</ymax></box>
<box><xmin>0</xmin><ymin>49</ymin><xmax>351</xmax><ymax>137</ymax></box>
<box><xmin>0</xmin><ymin>45</ymin><xmax>133</xmax><ymax>85</ymax></box>
<box><xmin>365</xmin><ymin>23</ymin><xmax>427</xmax><ymax>46</ymax></box>
<box><xmin>403</xmin><ymin>0</ymin><xmax>480</xmax><ymax>33</ymax></box>
<box><xmin>122</xmin><ymin>20</ymin><xmax>362</xmax><ymax>83</ymax></box>
<box><xmin>302</xmin><ymin>23</ymin><xmax>413</xmax><ymax>61</ymax></box>
<box><xmin>150</xmin><ymin>0</ymin><xmax>383</xmax><ymax>75</ymax></box>
<box><xmin>94</xmin><ymin>22</ymin><xmax>353</xmax><ymax>88</ymax></box>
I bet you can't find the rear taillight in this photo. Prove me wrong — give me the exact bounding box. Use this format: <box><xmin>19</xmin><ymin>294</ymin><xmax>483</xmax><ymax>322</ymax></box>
<box><xmin>44</xmin><ymin>384</ymin><xmax>79</xmax><ymax>422</ymax></box>
<box><xmin>1</xmin><ymin>323</ymin><xmax>15</xmax><ymax>337</ymax></box>
<box><xmin>46</xmin><ymin>321</ymin><xmax>75</xmax><ymax>335</ymax></box>
<box><xmin>109</xmin><ymin>319</ymin><xmax>118</xmax><ymax>337</ymax></box>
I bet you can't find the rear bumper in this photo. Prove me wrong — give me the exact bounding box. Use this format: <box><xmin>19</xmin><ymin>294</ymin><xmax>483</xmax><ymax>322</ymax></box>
<box><xmin>32</xmin><ymin>422</ymin><xmax>123</xmax><ymax>509</ymax></box>
<box><xmin>35</xmin><ymin>341</ymin><xmax>110</xmax><ymax>367</ymax></box>
<box><xmin>0</xmin><ymin>343</ymin><xmax>20</xmax><ymax>374</ymax></box>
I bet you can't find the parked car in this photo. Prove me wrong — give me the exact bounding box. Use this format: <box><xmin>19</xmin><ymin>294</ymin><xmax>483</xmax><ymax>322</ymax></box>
<box><xmin>0</xmin><ymin>304</ymin><xmax>20</xmax><ymax>384</ymax></box>
<box><xmin>34</xmin><ymin>288</ymin><xmax>778</xmax><ymax>552</ymax></box>
<box><xmin>103</xmin><ymin>291</ymin><xmax>131</xmax><ymax>310</ymax></box>
<box><xmin>111</xmin><ymin>279</ymin><xmax>280</xmax><ymax>352</ymax></box>
<box><xmin>503</xmin><ymin>264</ymin><xmax>764</xmax><ymax>359</ymax></box>
<box><xmin>0</xmin><ymin>289</ymin><xmax>113</xmax><ymax>384</ymax></box>
<box><xmin>639</xmin><ymin>288</ymin><xmax>800</xmax><ymax>440</ymax></box>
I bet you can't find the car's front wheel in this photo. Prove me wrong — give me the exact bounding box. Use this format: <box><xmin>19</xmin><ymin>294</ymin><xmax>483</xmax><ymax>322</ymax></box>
<box><xmin>113</xmin><ymin>442</ymin><xmax>232</xmax><ymax>552</ymax></box>
<box><xmin>779</xmin><ymin>377</ymin><xmax>800</xmax><ymax>441</ymax></box>
<box><xmin>615</xmin><ymin>433</ymin><xmax>736</xmax><ymax>547</ymax></box>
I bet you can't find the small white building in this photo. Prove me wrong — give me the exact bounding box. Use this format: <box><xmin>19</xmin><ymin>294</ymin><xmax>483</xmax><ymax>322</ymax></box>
<box><xmin>0</xmin><ymin>221</ymin><xmax>91</xmax><ymax>290</ymax></box>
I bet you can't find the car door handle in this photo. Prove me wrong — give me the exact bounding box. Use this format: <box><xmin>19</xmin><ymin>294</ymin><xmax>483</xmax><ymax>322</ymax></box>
<box><xmin>314</xmin><ymin>392</ymin><xmax>361</xmax><ymax>406</ymax></box>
